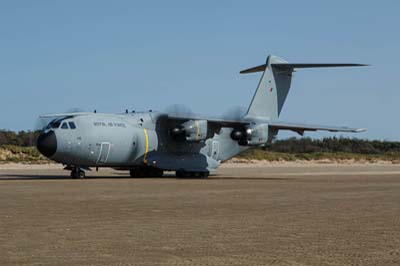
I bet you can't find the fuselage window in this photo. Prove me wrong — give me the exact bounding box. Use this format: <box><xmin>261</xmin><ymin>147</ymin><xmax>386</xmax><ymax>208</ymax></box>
<box><xmin>61</xmin><ymin>122</ymin><xmax>69</xmax><ymax>129</ymax></box>
<box><xmin>69</xmin><ymin>122</ymin><xmax>76</xmax><ymax>129</ymax></box>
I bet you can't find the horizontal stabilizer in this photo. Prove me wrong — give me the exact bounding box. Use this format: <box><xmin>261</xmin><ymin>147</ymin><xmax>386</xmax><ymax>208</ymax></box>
<box><xmin>240</xmin><ymin>63</ymin><xmax>368</xmax><ymax>74</ymax></box>
<box><xmin>240</xmin><ymin>64</ymin><xmax>267</xmax><ymax>74</ymax></box>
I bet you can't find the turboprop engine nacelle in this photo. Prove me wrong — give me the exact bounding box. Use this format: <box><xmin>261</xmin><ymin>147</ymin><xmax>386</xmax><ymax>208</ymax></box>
<box><xmin>231</xmin><ymin>123</ymin><xmax>270</xmax><ymax>146</ymax></box>
<box><xmin>170</xmin><ymin>120</ymin><xmax>208</xmax><ymax>142</ymax></box>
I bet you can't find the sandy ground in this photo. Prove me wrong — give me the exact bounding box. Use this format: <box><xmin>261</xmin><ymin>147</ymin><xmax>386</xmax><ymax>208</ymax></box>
<box><xmin>0</xmin><ymin>164</ymin><xmax>399</xmax><ymax>266</ymax></box>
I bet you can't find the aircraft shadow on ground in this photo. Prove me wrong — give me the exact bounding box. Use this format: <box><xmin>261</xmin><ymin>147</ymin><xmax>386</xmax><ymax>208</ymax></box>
<box><xmin>0</xmin><ymin>173</ymin><xmax>294</xmax><ymax>181</ymax></box>
<box><xmin>0</xmin><ymin>174</ymin><xmax>164</xmax><ymax>180</ymax></box>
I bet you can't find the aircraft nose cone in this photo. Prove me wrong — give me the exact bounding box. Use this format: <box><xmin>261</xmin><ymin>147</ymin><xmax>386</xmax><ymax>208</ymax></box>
<box><xmin>37</xmin><ymin>131</ymin><xmax>57</xmax><ymax>157</ymax></box>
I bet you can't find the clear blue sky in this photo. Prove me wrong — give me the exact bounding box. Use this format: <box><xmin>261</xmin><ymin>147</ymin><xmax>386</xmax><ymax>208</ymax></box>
<box><xmin>0</xmin><ymin>1</ymin><xmax>398</xmax><ymax>140</ymax></box>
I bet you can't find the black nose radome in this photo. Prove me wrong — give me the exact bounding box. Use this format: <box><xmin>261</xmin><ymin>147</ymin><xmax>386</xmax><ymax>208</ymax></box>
<box><xmin>37</xmin><ymin>131</ymin><xmax>57</xmax><ymax>157</ymax></box>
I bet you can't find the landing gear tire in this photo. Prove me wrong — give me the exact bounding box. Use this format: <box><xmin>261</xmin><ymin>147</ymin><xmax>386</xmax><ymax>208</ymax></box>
<box><xmin>176</xmin><ymin>170</ymin><xmax>209</xmax><ymax>179</ymax></box>
<box><xmin>129</xmin><ymin>169</ymin><xmax>137</xmax><ymax>177</ymax></box>
<box><xmin>130</xmin><ymin>167</ymin><xmax>163</xmax><ymax>178</ymax></box>
<box><xmin>147</xmin><ymin>168</ymin><xmax>164</xmax><ymax>177</ymax></box>
<box><xmin>71</xmin><ymin>169</ymin><xmax>85</xmax><ymax>179</ymax></box>
<box><xmin>200</xmin><ymin>171</ymin><xmax>209</xmax><ymax>178</ymax></box>
<box><xmin>176</xmin><ymin>170</ymin><xmax>184</xmax><ymax>178</ymax></box>
<box><xmin>77</xmin><ymin>170</ymin><xmax>85</xmax><ymax>179</ymax></box>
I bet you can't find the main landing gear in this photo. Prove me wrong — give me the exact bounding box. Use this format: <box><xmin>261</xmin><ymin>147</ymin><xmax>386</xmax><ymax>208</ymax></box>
<box><xmin>175</xmin><ymin>170</ymin><xmax>209</xmax><ymax>178</ymax></box>
<box><xmin>70</xmin><ymin>168</ymin><xmax>85</xmax><ymax>179</ymax></box>
<box><xmin>129</xmin><ymin>167</ymin><xmax>164</xmax><ymax>178</ymax></box>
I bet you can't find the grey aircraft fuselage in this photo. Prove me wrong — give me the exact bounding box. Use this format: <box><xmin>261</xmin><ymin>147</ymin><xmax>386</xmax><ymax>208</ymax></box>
<box><xmin>44</xmin><ymin>111</ymin><xmax>240</xmax><ymax>172</ymax></box>
<box><xmin>37</xmin><ymin>54</ymin><xmax>367</xmax><ymax>178</ymax></box>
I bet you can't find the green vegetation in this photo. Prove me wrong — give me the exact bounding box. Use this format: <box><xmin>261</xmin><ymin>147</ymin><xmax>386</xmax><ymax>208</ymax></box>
<box><xmin>237</xmin><ymin>138</ymin><xmax>400</xmax><ymax>163</ymax></box>
<box><xmin>269</xmin><ymin>137</ymin><xmax>400</xmax><ymax>154</ymax></box>
<box><xmin>0</xmin><ymin>130</ymin><xmax>41</xmax><ymax>147</ymax></box>
<box><xmin>237</xmin><ymin>137</ymin><xmax>400</xmax><ymax>163</ymax></box>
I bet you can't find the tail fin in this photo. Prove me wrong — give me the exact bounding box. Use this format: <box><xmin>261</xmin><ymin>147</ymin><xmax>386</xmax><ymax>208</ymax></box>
<box><xmin>243</xmin><ymin>55</ymin><xmax>367</xmax><ymax>119</ymax></box>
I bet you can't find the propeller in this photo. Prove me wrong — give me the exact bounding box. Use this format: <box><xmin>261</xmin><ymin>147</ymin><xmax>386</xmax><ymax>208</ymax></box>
<box><xmin>164</xmin><ymin>104</ymin><xmax>194</xmax><ymax>116</ymax></box>
<box><xmin>222</xmin><ymin>106</ymin><xmax>247</xmax><ymax>142</ymax></box>
<box><xmin>34</xmin><ymin>117</ymin><xmax>52</xmax><ymax>132</ymax></box>
<box><xmin>222</xmin><ymin>106</ymin><xmax>247</xmax><ymax>120</ymax></box>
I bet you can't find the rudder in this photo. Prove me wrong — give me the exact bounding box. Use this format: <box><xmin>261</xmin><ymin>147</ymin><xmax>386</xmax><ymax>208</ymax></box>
<box><xmin>245</xmin><ymin>55</ymin><xmax>293</xmax><ymax>119</ymax></box>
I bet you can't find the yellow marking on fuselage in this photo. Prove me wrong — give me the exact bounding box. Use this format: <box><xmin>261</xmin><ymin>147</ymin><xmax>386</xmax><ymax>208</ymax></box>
<box><xmin>195</xmin><ymin>120</ymin><xmax>200</xmax><ymax>140</ymax></box>
<box><xmin>143</xmin><ymin>128</ymin><xmax>149</xmax><ymax>164</ymax></box>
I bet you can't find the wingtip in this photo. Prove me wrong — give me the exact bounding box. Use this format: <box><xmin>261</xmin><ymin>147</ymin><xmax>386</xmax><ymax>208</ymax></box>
<box><xmin>354</xmin><ymin>128</ymin><xmax>367</xmax><ymax>133</ymax></box>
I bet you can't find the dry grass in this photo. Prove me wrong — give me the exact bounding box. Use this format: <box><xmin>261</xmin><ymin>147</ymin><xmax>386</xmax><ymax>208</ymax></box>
<box><xmin>0</xmin><ymin>145</ymin><xmax>50</xmax><ymax>164</ymax></box>
<box><xmin>237</xmin><ymin>149</ymin><xmax>400</xmax><ymax>164</ymax></box>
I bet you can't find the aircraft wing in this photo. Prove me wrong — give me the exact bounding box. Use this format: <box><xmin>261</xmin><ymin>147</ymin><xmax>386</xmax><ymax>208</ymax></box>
<box><xmin>267</xmin><ymin>121</ymin><xmax>366</xmax><ymax>135</ymax></box>
<box><xmin>167</xmin><ymin>113</ymin><xmax>365</xmax><ymax>135</ymax></box>
<box><xmin>166</xmin><ymin>113</ymin><xmax>251</xmax><ymax>127</ymax></box>
<box><xmin>39</xmin><ymin>112</ymin><xmax>92</xmax><ymax>118</ymax></box>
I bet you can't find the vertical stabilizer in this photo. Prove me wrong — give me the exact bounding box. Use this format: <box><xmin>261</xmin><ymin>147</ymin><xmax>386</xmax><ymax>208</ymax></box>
<box><xmin>245</xmin><ymin>55</ymin><xmax>293</xmax><ymax>119</ymax></box>
<box><xmin>242</xmin><ymin>55</ymin><xmax>367</xmax><ymax>119</ymax></box>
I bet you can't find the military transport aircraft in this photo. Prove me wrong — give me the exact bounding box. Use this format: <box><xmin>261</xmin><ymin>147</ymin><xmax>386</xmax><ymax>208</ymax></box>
<box><xmin>37</xmin><ymin>55</ymin><xmax>367</xmax><ymax>178</ymax></box>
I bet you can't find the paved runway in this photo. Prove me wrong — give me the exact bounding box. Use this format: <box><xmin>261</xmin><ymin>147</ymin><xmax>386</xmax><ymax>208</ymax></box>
<box><xmin>0</xmin><ymin>164</ymin><xmax>399</xmax><ymax>266</ymax></box>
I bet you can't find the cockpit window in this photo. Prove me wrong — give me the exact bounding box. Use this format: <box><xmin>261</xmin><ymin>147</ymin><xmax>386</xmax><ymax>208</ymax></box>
<box><xmin>68</xmin><ymin>122</ymin><xmax>76</xmax><ymax>129</ymax></box>
<box><xmin>61</xmin><ymin>122</ymin><xmax>69</xmax><ymax>129</ymax></box>
<box><xmin>49</xmin><ymin>121</ymin><xmax>61</xmax><ymax>129</ymax></box>
<box><xmin>45</xmin><ymin>117</ymin><xmax>73</xmax><ymax>130</ymax></box>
